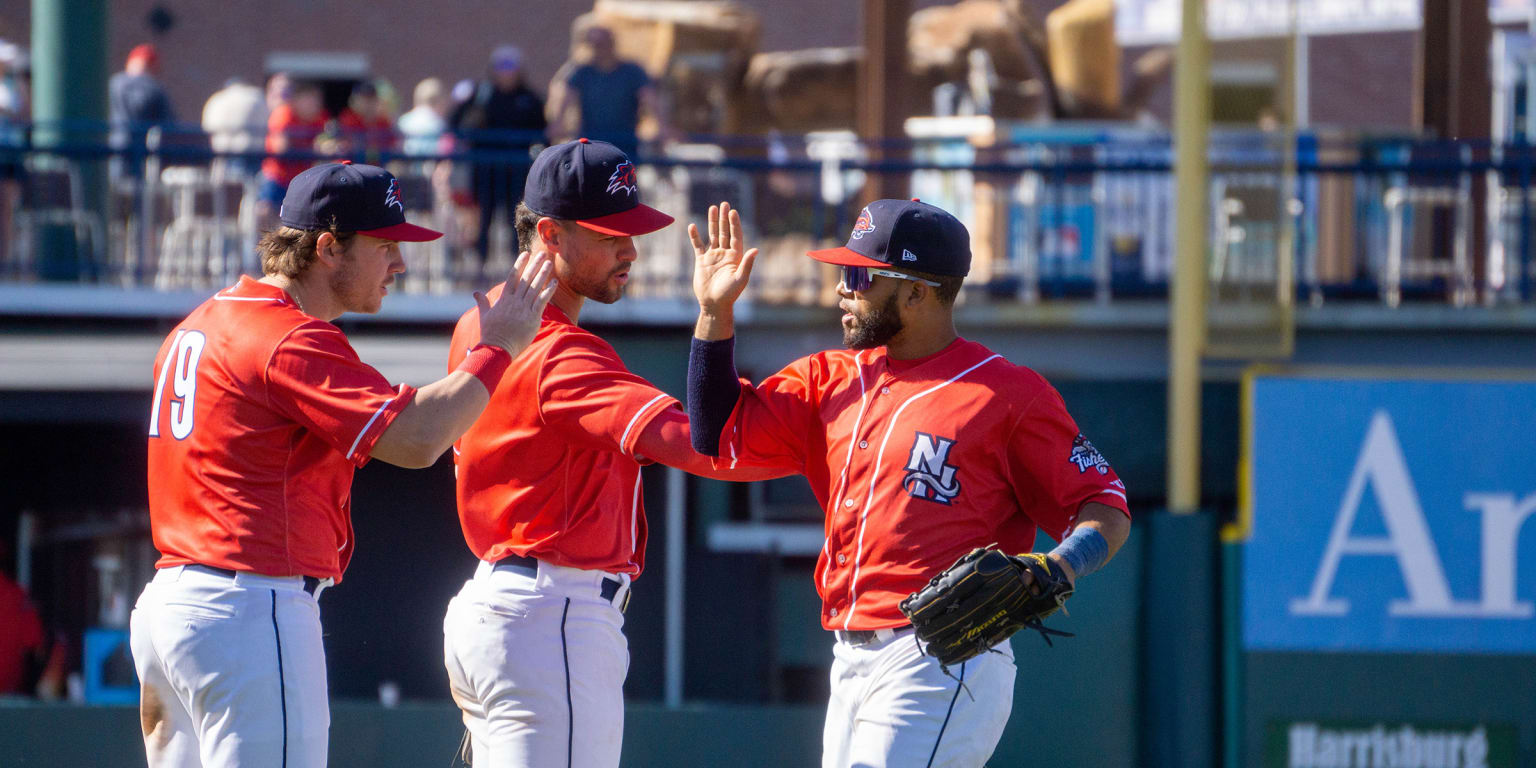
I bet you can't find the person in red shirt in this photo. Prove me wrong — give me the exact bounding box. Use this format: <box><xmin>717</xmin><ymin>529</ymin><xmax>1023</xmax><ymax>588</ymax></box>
<box><xmin>687</xmin><ymin>199</ymin><xmax>1133</xmax><ymax>768</ymax></box>
<box><xmin>258</xmin><ymin>82</ymin><xmax>329</xmax><ymax>226</ymax></box>
<box><xmin>0</xmin><ymin>537</ymin><xmax>44</xmax><ymax>696</ymax></box>
<box><xmin>441</xmin><ymin>138</ymin><xmax>781</xmax><ymax>767</ymax></box>
<box><xmin>337</xmin><ymin>81</ymin><xmax>396</xmax><ymax>162</ymax></box>
<box><xmin>132</xmin><ymin>161</ymin><xmax>556</xmax><ymax>768</ymax></box>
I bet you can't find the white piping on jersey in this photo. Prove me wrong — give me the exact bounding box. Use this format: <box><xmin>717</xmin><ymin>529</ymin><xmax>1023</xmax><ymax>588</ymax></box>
<box><xmin>627</xmin><ymin>471</ymin><xmax>642</xmax><ymax>570</ymax></box>
<box><xmin>841</xmin><ymin>353</ymin><xmax>1004</xmax><ymax>630</ymax></box>
<box><xmin>212</xmin><ymin>295</ymin><xmax>284</xmax><ymax>302</ymax></box>
<box><xmin>823</xmin><ymin>351</ymin><xmax>867</xmax><ymax>592</ymax></box>
<box><xmin>346</xmin><ymin>395</ymin><xmax>397</xmax><ymax>461</ymax></box>
<box><xmin>1096</xmin><ymin>488</ymin><xmax>1127</xmax><ymax>503</ymax></box>
<box><xmin>620</xmin><ymin>393</ymin><xmax>672</xmax><ymax>456</ymax></box>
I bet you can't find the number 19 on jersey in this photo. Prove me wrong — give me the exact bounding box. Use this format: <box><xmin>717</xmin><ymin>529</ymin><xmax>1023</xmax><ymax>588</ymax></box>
<box><xmin>150</xmin><ymin>329</ymin><xmax>206</xmax><ymax>439</ymax></box>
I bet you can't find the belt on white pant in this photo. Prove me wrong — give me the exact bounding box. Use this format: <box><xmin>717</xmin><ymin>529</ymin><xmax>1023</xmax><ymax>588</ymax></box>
<box><xmin>162</xmin><ymin>563</ymin><xmax>333</xmax><ymax>600</ymax></box>
<box><xmin>482</xmin><ymin>553</ymin><xmax>631</xmax><ymax>613</ymax></box>
<box><xmin>835</xmin><ymin>625</ymin><xmax>914</xmax><ymax>647</ymax></box>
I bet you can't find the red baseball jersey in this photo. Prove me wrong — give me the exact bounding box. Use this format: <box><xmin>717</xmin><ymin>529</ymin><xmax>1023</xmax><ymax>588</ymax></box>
<box><xmin>146</xmin><ymin>277</ymin><xmax>415</xmax><ymax>581</ymax></box>
<box><xmin>716</xmin><ymin>338</ymin><xmax>1129</xmax><ymax>630</ymax></box>
<box><xmin>450</xmin><ymin>300</ymin><xmax>678</xmax><ymax>575</ymax></box>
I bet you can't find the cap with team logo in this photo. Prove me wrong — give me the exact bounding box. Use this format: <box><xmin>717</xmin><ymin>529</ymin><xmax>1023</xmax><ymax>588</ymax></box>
<box><xmin>523</xmin><ymin>138</ymin><xmax>675</xmax><ymax>236</ymax></box>
<box><xmin>280</xmin><ymin>161</ymin><xmax>442</xmax><ymax>242</ymax></box>
<box><xmin>807</xmin><ymin>198</ymin><xmax>971</xmax><ymax>277</ymax></box>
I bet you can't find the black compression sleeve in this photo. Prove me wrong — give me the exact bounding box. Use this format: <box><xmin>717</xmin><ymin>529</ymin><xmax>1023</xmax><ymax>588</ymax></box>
<box><xmin>686</xmin><ymin>336</ymin><xmax>741</xmax><ymax>456</ymax></box>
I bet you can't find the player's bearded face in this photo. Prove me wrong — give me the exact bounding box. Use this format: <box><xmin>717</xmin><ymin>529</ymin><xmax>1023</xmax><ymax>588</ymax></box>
<box><xmin>843</xmin><ymin>288</ymin><xmax>903</xmax><ymax>350</ymax></box>
<box><xmin>329</xmin><ymin>235</ymin><xmax>403</xmax><ymax>314</ymax></box>
<box><xmin>559</xmin><ymin>226</ymin><xmax>637</xmax><ymax>305</ymax></box>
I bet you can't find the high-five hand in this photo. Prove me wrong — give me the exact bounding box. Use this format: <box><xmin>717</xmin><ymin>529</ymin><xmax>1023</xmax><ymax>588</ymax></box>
<box><xmin>689</xmin><ymin>201</ymin><xmax>758</xmax><ymax>317</ymax></box>
<box><xmin>475</xmin><ymin>251</ymin><xmax>557</xmax><ymax>355</ymax></box>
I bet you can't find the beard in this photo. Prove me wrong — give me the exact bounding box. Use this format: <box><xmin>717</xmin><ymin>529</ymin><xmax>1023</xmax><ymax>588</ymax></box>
<box><xmin>329</xmin><ymin>251</ymin><xmax>382</xmax><ymax>314</ymax></box>
<box><xmin>843</xmin><ymin>290</ymin><xmax>903</xmax><ymax>350</ymax></box>
<box><xmin>574</xmin><ymin>264</ymin><xmax>628</xmax><ymax>305</ymax></box>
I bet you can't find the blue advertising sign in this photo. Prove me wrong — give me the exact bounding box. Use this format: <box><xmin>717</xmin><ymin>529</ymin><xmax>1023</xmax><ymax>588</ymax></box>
<box><xmin>1242</xmin><ymin>372</ymin><xmax>1536</xmax><ymax>653</ymax></box>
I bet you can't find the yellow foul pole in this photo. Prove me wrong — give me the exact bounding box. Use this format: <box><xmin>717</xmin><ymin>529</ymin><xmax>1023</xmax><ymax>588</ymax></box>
<box><xmin>1169</xmin><ymin>0</ymin><xmax>1210</xmax><ymax>514</ymax></box>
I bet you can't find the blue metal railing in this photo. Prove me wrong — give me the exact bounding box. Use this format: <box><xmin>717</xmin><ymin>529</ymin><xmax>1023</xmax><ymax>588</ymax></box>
<box><xmin>0</xmin><ymin>120</ymin><xmax>1532</xmax><ymax>309</ymax></box>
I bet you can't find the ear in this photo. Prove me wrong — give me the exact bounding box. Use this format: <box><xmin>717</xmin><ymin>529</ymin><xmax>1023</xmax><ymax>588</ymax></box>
<box><xmin>535</xmin><ymin>217</ymin><xmax>562</xmax><ymax>251</ymax></box>
<box><xmin>902</xmin><ymin>279</ymin><xmax>929</xmax><ymax>310</ymax></box>
<box><xmin>314</xmin><ymin>232</ymin><xmax>340</xmax><ymax>267</ymax></box>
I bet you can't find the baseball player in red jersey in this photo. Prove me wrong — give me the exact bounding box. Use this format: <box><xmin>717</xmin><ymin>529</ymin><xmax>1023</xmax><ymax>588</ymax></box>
<box><xmin>687</xmin><ymin>199</ymin><xmax>1133</xmax><ymax>767</ymax></box>
<box><xmin>441</xmin><ymin>139</ymin><xmax>783</xmax><ymax>767</ymax></box>
<box><xmin>133</xmin><ymin>161</ymin><xmax>556</xmax><ymax>768</ymax></box>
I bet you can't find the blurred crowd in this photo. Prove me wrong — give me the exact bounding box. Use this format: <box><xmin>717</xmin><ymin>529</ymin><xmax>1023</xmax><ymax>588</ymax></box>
<box><xmin>0</xmin><ymin>26</ymin><xmax>671</xmax><ymax>278</ymax></box>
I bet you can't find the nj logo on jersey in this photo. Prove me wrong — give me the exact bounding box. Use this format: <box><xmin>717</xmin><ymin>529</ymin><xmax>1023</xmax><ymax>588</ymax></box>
<box><xmin>1068</xmin><ymin>433</ymin><xmax>1110</xmax><ymax>475</ymax></box>
<box><xmin>851</xmin><ymin>207</ymin><xmax>876</xmax><ymax>240</ymax></box>
<box><xmin>607</xmin><ymin>162</ymin><xmax>638</xmax><ymax>196</ymax></box>
<box><xmin>384</xmin><ymin>179</ymin><xmax>404</xmax><ymax>212</ymax></box>
<box><xmin>903</xmin><ymin>432</ymin><xmax>961</xmax><ymax>504</ymax></box>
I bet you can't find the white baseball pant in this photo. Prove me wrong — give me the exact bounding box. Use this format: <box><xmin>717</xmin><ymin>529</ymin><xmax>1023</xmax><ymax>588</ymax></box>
<box><xmin>129</xmin><ymin>565</ymin><xmax>332</xmax><ymax>768</ymax></box>
<box><xmin>443</xmin><ymin>559</ymin><xmax>632</xmax><ymax>768</ymax></box>
<box><xmin>822</xmin><ymin>629</ymin><xmax>1015</xmax><ymax>768</ymax></box>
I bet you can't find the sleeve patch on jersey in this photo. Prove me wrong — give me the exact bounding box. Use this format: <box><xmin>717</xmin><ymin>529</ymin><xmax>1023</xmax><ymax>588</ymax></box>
<box><xmin>1068</xmin><ymin>433</ymin><xmax>1111</xmax><ymax>475</ymax></box>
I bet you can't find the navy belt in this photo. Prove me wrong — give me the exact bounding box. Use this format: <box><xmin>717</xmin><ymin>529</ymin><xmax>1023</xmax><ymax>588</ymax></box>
<box><xmin>492</xmin><ymin>553</ymin><xmax>630</xmax><ymax>612</ymax></box>
<box><xmin>185</xmin><ymin>563</ymin><xmax>326</xmax><ymax>596</ymax></box>
<box><xmin>835</xmin><ymin>625</ymin><xmax>913</xmax><ymax>647</ymax></box>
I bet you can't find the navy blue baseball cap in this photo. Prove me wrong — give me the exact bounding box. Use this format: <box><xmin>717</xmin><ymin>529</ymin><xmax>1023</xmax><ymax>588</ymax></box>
<box><xmin>809</xmin><ymin>199</ymin><xmax>970</xmax><ymax>277</ymax></box>
<box><xmin>523</xmin><ymin>138</ymin><xmax>674</xmax><ymax>236</ymax></box>
<box><xmin>279</xmin><ymin>161</ymin><xmax>442</xmax><ymax>242</ymax></box>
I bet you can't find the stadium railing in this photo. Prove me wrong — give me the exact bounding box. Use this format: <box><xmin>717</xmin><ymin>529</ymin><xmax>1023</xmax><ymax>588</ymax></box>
<box><xmin>0</xmin><ymin>121</ymin><xmax>1532</xmax><ymax>310</ymax></box>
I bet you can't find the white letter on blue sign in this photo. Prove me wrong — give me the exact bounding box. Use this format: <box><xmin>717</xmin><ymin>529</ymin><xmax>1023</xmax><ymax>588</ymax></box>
<box><xmin>1290</xmin><ymin>410</ymin><xmax>1482</xmax><ymax>618</ymax></box>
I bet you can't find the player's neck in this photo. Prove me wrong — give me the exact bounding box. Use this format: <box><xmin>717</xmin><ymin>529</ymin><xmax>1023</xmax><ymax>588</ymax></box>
<box><xmin>260</xmin><ymin>274</ymin><xmax>341</xmax><ymax>322</ymax></box>
<box><xmin>884</xmin><ymin>319</ymin><xmax>958</xmax><ymax>361</ymax></box>
<box><xmin>551</xmin><ymin>284</ymin><xmax>585</xmax><ymax>323</ymax></box>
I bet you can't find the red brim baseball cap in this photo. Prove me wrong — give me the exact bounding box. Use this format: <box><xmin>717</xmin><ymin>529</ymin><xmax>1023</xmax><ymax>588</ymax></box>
<box><xmin>577</xmin><ymin>204</ymin><xmax>675</xmax><ymax>237</ymax></box>
<box><xmin>806</xmin><ymin>246</ymin><xmax>888</xmax><ymax>269</ymax></box>
<box><xmin>359</xmin><ymin>220</ymin><xmax>443</xmax><ymax>242</ymax></box>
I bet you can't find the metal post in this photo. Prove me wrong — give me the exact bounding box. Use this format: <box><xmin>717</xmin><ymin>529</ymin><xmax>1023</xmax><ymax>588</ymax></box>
<box><xmin>1169</xmin><ymin>0</ymin><xmax>1210</xmax><ymax>514</ymax></box>
<box><xmin>31</xmin><ymin>0</ymin><xmax>109</xmax><ymax>281</ymax></box>
<box><xmin>17</xmin><ymin>511</ymin><xmax>36</xmax><ymax>592</ymax></box>
<box><xmin>664</xmin><ymin>467</ymin><xmax>687</xmax><ymax>709</ymax></box>
<box><xmin>858</xmin><ymin>0</ymin><xmax>911</xmax><ymax>203</ymax></box>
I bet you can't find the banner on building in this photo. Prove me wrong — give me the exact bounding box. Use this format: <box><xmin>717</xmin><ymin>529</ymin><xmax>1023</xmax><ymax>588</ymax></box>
<box><xmin>1116</xmin><ymin>0</ymin><xmax>1424</xmax><ymax>46</ymax></box>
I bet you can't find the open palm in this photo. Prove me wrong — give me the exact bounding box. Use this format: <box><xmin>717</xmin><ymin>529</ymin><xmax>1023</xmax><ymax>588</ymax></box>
<box><xmin>690</xmin><ymin>201</ymin><xmax>758</xmax><ymax>314</ymax></box>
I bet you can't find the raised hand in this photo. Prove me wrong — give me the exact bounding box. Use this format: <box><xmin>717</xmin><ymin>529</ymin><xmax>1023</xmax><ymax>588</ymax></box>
<box><xmin>475</xmin><ymin>251</ymin><xmax>557</xmax><ymax>355</ymax></box>
<box><xmin>689</xmin><ymin>201</ymin><xmax>759</xmax><ymax>316</ymax></box>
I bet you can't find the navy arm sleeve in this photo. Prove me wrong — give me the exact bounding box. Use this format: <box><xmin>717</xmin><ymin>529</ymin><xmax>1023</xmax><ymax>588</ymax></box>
<box><xmin>686</xmin><ymin>336</ymin><xmax>742</xmax><ymax>456</ymax></box>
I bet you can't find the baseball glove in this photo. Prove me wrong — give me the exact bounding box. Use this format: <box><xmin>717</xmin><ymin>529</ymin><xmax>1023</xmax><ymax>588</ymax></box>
<box><xmin>899</xmin><ymin>548</ymin><xmax>1074</xmax><ymax>667</ymax></box>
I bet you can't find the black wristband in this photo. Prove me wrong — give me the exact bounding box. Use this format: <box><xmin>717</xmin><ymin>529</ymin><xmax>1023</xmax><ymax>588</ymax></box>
<box><xmin>687</xmin><ymin>336</ymin><xmax>741</xmax><ymax>456</ymax></box>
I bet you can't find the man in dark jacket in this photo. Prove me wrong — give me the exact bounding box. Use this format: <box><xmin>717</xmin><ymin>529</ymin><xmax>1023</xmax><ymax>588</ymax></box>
<box><xmin>452</xmin><ymin>45</ymin><xmax>547</xmax><ymax>276</ymax></box>
<box><xmin>109</xmin><ymin>44</ymin><xmax>175</xmax><ymax>180</ymax></box>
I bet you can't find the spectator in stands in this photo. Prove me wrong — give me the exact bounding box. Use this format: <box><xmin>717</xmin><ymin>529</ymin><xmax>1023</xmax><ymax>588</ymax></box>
<box><xmin>109</xmin><ymin>44</ymin><xmax>176</xmax><ymax>180</ymax></box>
<box><xmin>398</xmin><ymin>77</ymin><xmax>449</xmax><ymax>158</ymax></box>
<box><xmin>265</xmin><ymin>71</ymin><xmax>292</xmax><ymax>114</ymax></box>
<box><xmin>452</xmin><ymin>45</ymin><xmax>546</xmax><ymax>274</ymax></box>
<box><xmin>0</xmin><ymin>536</ymin><xmax>44</xmax><ymax>697</ymax></box>
<box><xmin>258</xmin><ymin>81</ymin><xmax>327</xmax><ymax>227</ymax></box>
<box><xmin>548</xmin><ymin>25</ymin><xmax>666</xmax><ymax>158</ymax></box>
<box><xmin>0</xmin><ymin>41</ymin><xmax>25</xmax><ymax>276</ymax></box>
<box><xmin>201</xmin><ymin>77</ymin><xmax>267</xmax><ymax>179</ymax></box>
<box><xmin>339</xmin><ymin>80</ymin><xmax>396</xmax><ymax>162</ymax></box>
